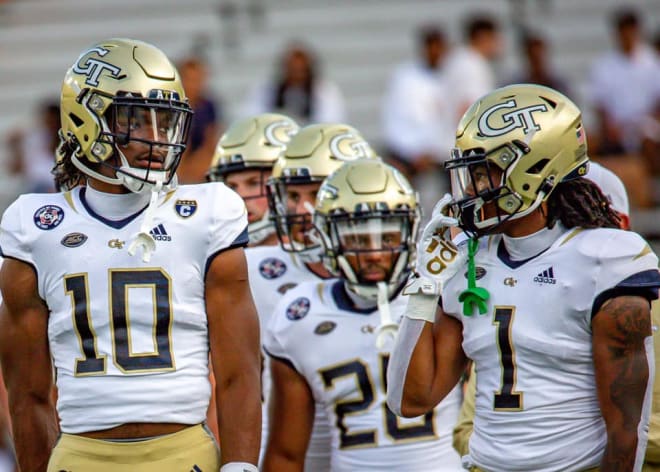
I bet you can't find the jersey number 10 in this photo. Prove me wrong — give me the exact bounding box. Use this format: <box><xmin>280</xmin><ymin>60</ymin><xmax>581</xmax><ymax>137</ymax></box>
<box><xmin>65</xmin><ymin>269</ymin><xmax>174</xmax><ymax>376</ymax></box>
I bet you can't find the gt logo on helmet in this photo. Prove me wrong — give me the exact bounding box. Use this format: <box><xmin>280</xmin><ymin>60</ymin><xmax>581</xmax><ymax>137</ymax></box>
<box><xmin>72</xmin><ymin>46</ymin><xmax>122</xmax><ymax>87</ymax></box>
<box><xmin>329</xmin><ymin>132</ymin><xmax>371</xmax><ymax>160</ymax></box>
<box><xmin>264</xmin><ymin>120</ymin><xmax>297</xmax><ymax>147</ymax></box>
<box><xmin>478</xmin><ymin>99</ymin><xmax>548</xmax><ymax>137</ymax></box>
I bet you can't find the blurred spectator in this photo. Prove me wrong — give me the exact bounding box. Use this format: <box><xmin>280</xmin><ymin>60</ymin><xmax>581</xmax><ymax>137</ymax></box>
<box><xmin>243</xmin><ymin>41</ymin><xmax>346</xmax><ymax>125</ymax></box>
<box><xmin>381</xmin><ymin>25</ymin><xmax>454</xmax><ymax>216</ymax></box>
<box><xmin>445</xmin><ymin>14</ymin><xmax>502</xmax><ymax>122</ymax></box>
<box><xmin>588</xmin><ymin>8</ymin><xmax>660</xmax><ymax>156</ymax></box>
<box><xmin>176</xmin><ymin>56</ymin><xmax>222</xmax><ymax>184</ymax></box>
<box><xmin>507</xmin><ymin>31</ymin><xmax>571</xmax><ymax>98</ymax></box>
<box><xmin>6</xmin><ymin>100</ymin><xmax>60</xmax><ymax>193</ymax></box>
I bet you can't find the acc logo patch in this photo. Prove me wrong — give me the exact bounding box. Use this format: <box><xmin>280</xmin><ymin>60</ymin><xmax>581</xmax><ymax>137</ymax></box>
<box><xmin>61</xmin><ymin>232</ymin><xmax>88</xmax><ymax>248</ymax></box>
<box><xmin>286</xmin><ymin>297</ymin><xmax>310</xmax><ymax>321</ymax></box>
<box><xmin>175</xmin><ymin>200</ymin><xmax>197</xmax><ymax>218</ymax></box>
<box><xmin>464</xmin><ymin>266</ymin><xmax>487</xmax><ymax>280</ymax></box>
<box><xmin>314</xmin><ymin>321</ymin><xmax>336</xmax><ymax>335</ymax></box>
<box><xmin>33</xmin><ymin>205</ymin><xmax>64</xmax><ymax>230</ymax></box>
<box><xmin>259</xmin><ymin>258</ymin><xmax>287</xmax><ymax>279</ymax></box>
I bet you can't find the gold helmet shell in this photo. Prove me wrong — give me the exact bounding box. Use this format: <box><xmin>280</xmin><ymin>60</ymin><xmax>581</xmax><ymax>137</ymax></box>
<box><xmin>446</xmin><ymin>83</ymin><xmax>588</xmax><ymax>235</ymax></box>
<box><xmin>270</xmin><ymin>123</ymin><xmax>377</xmax><ymax>182</ymax></box>
<box><xmin>267</xmin><ymin>123</ymin><xmax>379</xmax><ymax>259</ymax></box>
<box><xmin>314</xmin><ymin>158</ymin><xmax>421</xmax><ymax>296</ymax></box>
<box><xmin>57</xmin><ymin>38</ymin><xmax>192</xmax><ymax>191</ymax></box>
<box><xmin>208</xmin><ymin>113</ymin><xmax>299</xmax><ymax>181</ymax></box>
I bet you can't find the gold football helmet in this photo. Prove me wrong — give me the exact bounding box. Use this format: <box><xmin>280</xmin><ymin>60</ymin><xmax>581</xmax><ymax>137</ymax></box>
<box><xmin>208</xmin><ymin>113</ymin><xmax>299</xmax><ymax>180</ymax></box>
<box><xmin>57</xmin><ymin>38</ymin><xmax>193</xmax><ymax>192</ymax></box>
<box><xmin>207</xmin><ymin>113</ymin><xmax>299</xmax><ymax>244</ymax></box>
<box><xmin>445</xmin><ymin>83</ymin><xmax>588</xmax><ymax>236</ymax></box>
<box><xmin>314</xmin><ymin>159</ymin><xmax>421</xmax><ymax>298</ymax></box>
<box><xmin>267</xmin><ymin>123</ymin><xmax>378</xmax><ymax>260</ymax></box>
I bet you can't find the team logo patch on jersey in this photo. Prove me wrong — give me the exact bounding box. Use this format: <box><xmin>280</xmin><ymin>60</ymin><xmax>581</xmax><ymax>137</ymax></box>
<box><xmin>286</xmin><ymin>297</ymin><xmax>310</xmax><ymax>321</ymax></box>
<box><xmin>534</xmin><ymin>266</ymin><xmax>556</xmax><ymax>284</ymax></box>
<box><xmin>61</xmin><ymin>232</ymin><xmax>88</xmax><ymax>248</ymax></box>
<box><xmin>259</xmin><ymin>257</ymin><xmax>287</xmax><ymax>279</ymax></box>
<box><xmin>150</xmin><ymin>224</ymin><xmax>172</xmax><ymax>241</ymax></box>
<box><xmin>33</xmin><ymin>205</ymin><xmax>64</xmax><ymax>230</ymax></box>
<box><xmin>503</xmin><ymin>277</ymin><xmax>517</xmax><ymax>287</ymax></box>
<box><xmin>464</xmin><ymin>266</ymin><xmax>487</xmax><ymax>280</ymax></box>
<box><xmin>314</xmin><ymin>321</ymin><xmax>336</xmax><ymax>335</ymax></box>
<box><xmin>175</xmin><ymin>199</ymin><xmax>197</xmax><ymax>218</ymax></box>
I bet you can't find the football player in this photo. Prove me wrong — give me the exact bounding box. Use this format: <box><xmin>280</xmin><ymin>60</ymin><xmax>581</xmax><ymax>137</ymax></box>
<box><xmin>0</xmin><ymin>38</ymin><xmax>261</xmax><ymax>472</ymax></box>
<box><xmin>254</xmin><ymin>123</ymin><xmax>379</xmax><ymax>471</ymax></box>
<box><xmin>386</xmin><ymin>84</ymin><xmax>660</xmax><ymax>471</ymax></box>
<box><xmin>209</xmin><ymin>113</ymin><xmax>300</xmax><ymax>247</ymax></box>
<box><xmin>263</xmin><ymin>158</ymin><xmax>463</xmax><ymax>471</ymax></box>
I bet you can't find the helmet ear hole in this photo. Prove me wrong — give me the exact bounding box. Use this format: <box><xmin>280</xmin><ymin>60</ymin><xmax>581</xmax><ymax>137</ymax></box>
<box><xmin>526</xmin><ymin>158</ymin><xmax>550</xmax><ymax>174</ymax></box>
<box><xmin>69</xmin><ymin>113</ymin><xmax>84</xmax><ymax>128</ymax></box>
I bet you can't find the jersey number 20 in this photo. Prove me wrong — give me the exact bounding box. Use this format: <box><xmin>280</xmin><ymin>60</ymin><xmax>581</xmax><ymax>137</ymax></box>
<box><xmin>65</xmin><ymin>269</ymin><xmax>174</xmax><ymax>376</ymax></box>
<box><xmin>319</xmin><ymin>354</ymin><xmax>436</xmax><ymax>449</ymax></box>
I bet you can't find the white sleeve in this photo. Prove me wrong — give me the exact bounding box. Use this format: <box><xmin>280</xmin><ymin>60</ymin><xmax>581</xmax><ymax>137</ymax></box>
<box><xmin>0</xmin><ymin>196</ymin><xmax>35</xmax><ymax>267</ymax></box>
<box><xmin>381</xmin><ymin>66</ymin><xmax>427</xmax><ymax>157</ymax></box>
<box><xmin>262</xmin><ymin>295</ymin><xmax>303</xmax><ymax>373</ymax></box>
<box><xmin>386</xmin><ymin>313</ymin><xmax>427</xmax><ymax>417</ymax></box>
<box><xmin>592</xmin><ymin>230</ymin><xmax>660</xmax><ymax>317</ymax></box>
<box><xmin>206</xmin><ymin>184</ymin><xmax>248</xmax><ymax>259</ymax></box>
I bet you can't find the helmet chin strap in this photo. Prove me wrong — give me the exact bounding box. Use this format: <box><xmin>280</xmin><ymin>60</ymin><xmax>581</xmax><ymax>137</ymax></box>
<box><xmin>375</xmin><ymin>281</ymin><xmax>398</xmax><ymax>350</ymax></box>
<box><xmin>248</xmin><ymin>211</ymin><xmax>275</xmax><ymax>245</ymax></box>
<box><xmin>127</xmin><ymin>181</ymin><xmax>163</xmax><ymax>263</ymax></box>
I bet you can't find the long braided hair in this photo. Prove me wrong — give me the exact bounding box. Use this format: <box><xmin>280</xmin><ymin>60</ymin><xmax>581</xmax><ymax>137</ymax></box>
<box><xmin>51</xmin><ymin>133</ymin><xmax>87</xmax><ymax>191</ymax></box>
<box><xmin>546</xmin><ymin>177</ymin><xmax>621</xmax><ymax>230</ymax></box>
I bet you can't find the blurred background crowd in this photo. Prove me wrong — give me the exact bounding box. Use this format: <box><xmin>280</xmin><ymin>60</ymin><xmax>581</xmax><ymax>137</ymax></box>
<box><xmin>0</xmin><ymin>0</ymin><xmax>659</xmax><ymax>469</ymax></box>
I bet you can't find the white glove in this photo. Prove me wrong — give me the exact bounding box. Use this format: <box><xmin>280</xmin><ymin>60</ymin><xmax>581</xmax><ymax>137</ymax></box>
<box><xmin>405</xmin><ymin>194</ymin><xmax>465</xmax><ymax>296</ymax></box>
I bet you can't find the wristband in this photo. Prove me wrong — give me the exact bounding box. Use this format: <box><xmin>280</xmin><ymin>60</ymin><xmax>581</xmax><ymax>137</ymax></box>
<box><xmin>404</xmin><ymin>291</ymin><xmax>440</xmax><ymax>323</ymax></box>
<box><xmin>220</xmin><ymin>462</ymin><xmax>258</xmax><ymax>472</ymax></box>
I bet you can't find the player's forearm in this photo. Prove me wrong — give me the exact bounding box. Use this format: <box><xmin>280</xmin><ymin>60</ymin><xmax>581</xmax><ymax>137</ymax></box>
<box><xmin>395</xmin><ymin>322</ymin><xmax>441</xmax><ymax>416</ymax></box>
<box><xmin>388</xmin><ymin>322</ymin><xmax>448</xmax><ymax>417</ymax></box>
<box><xmin>262</xmin><ymin>449</ymin><xmax>305</xmax><ymax>472</ymax></box>
<box><xmin>10</xmin><ymin>397</ymin><xmax>58</xmax><ymax>472</ymax></box>
<box><xmin>215</xmin><ymin>372</ymin><xmax>262</xmax><ymax>465</ymax></box>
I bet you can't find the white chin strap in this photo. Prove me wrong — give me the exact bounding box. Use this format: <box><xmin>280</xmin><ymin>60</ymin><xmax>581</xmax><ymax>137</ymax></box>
<box><xmin>295</xmin><ymin>243</ymin><xmax>323</xmax><ymax>264</ymax></box>
<box><xmin>127</xmin><ymin>181</ymin><xmax>164</xmax><ymax>263</ymax></box>
<box><xmin>375</xmin><ymin>281</ymin><xmax>398</xmax><ymax>350</ymax></box>
<box><xmin>248</xmin><ymin>211</ymin><xmax>275</xmax><ymax>245</ymax></box>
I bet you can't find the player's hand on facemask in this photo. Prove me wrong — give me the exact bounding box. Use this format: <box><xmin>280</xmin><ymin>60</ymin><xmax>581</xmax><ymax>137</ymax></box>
<box><xmin>404</xmin><ymin>194</ymin><xmax>466</xmax><ymax>296</ymax></box>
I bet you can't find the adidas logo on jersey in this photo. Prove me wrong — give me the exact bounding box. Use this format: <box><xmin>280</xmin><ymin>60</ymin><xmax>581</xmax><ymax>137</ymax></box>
<box><xmin>533</xmin><ymin>266</ymin><xmax>556</xmax><ymax>284</ymax></box>
<box><xmin>150</xmin><ymin>224</ymin><xmax>172</xmax><ymax>242</ymax></box>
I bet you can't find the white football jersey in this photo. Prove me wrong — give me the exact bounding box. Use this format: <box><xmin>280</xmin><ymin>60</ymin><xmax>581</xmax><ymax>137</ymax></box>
<box><xmin>265</xmin><ymin>279</ymin><xmax>463</xmax><ymax>472</ymax></box>
<box><xmin>246</xmin><ymin>245</ymin><xmax>332</xmax><ymax>470</ymax></box>
<box><xmin>442</xmin><ymin>227</ymin><xmax>660</xmax><ymax>472</ymax></box>
<box><xmin>0</xmin><ymin>183</ymin><xmax>248</xmax><ymax>433</ymax></box>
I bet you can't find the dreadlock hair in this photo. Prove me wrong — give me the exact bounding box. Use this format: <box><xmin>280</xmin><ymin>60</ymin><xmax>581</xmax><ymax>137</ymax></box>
<box><xmin>52</xmin><ymin>134</ymin><xmax>86</xmax><ymax>191</ymax></box>
<box><xmin>546</xmin><ymin>177</ymin><xmax>621</xmax><ymax>230</ymax></box>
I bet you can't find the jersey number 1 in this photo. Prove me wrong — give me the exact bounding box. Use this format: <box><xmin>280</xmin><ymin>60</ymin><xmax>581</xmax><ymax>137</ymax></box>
<box><xmin>493</xmin><ymin>306</ymin><xmax>523</xmax><ymax>410</ymax></box>
<box><xmin>65</xmin><ymin>269</ymin><xmax>174</xmax><ymax>376</ymax></box>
